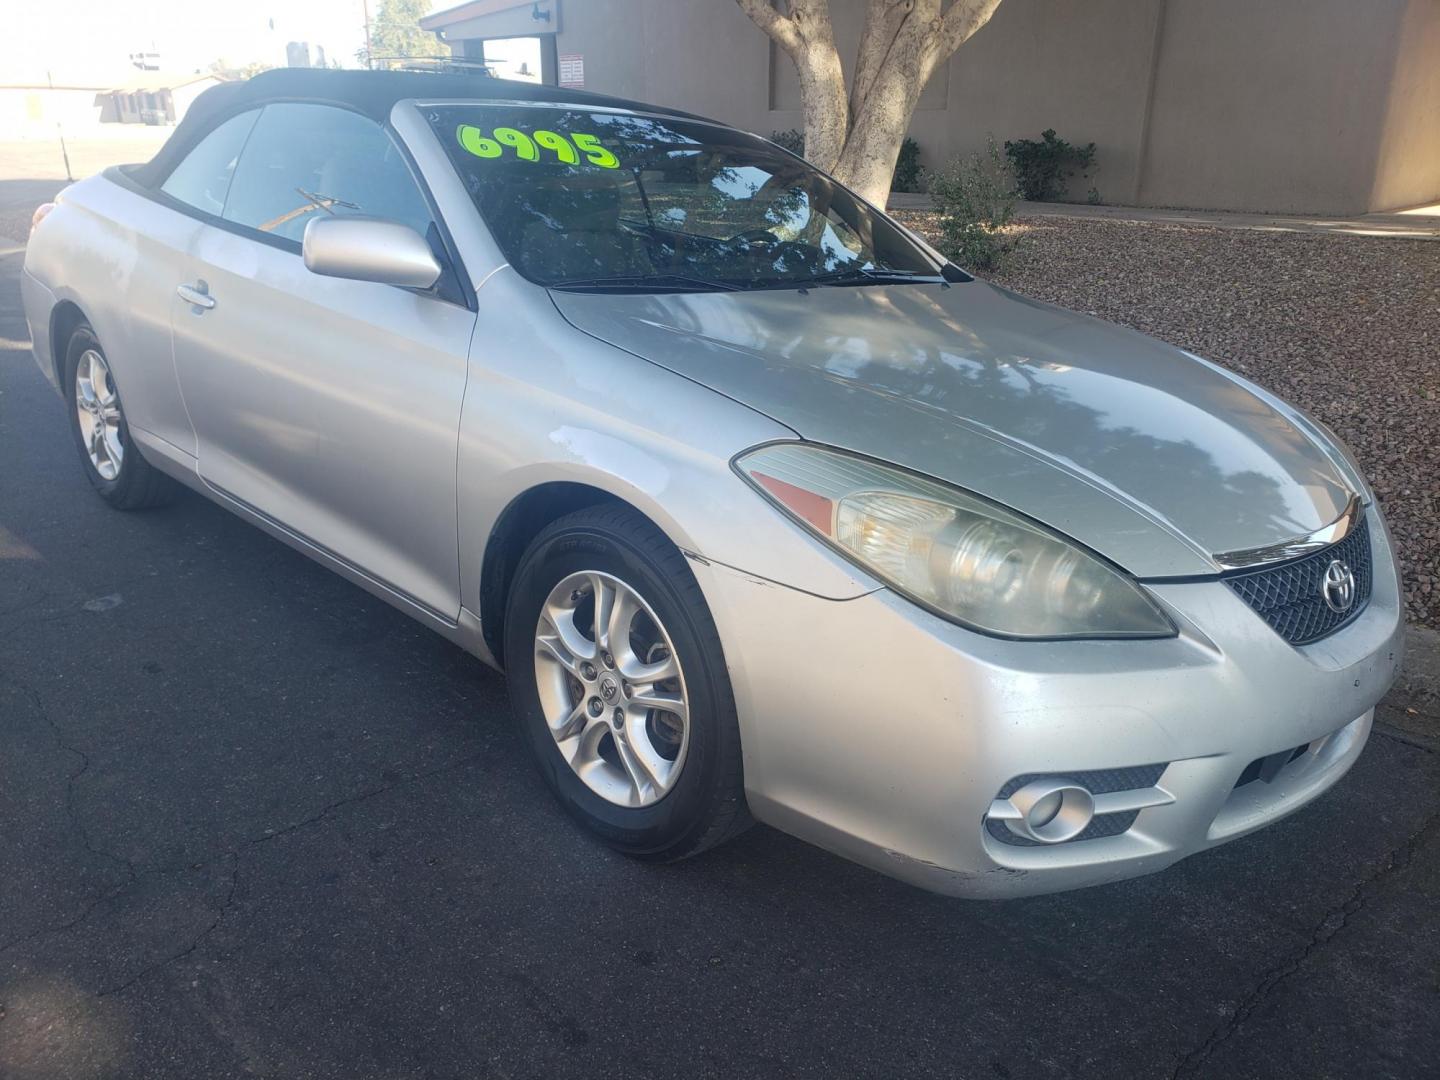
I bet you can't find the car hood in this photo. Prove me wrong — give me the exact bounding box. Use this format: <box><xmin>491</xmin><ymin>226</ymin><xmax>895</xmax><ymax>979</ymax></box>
<box><xmin>551</xmin><ymin>280</ymin><xmax>1357</xmax><ymax>578</ymax></box>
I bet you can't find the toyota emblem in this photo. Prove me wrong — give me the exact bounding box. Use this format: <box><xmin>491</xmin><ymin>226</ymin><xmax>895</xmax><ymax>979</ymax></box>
<box><xmin>1321</xmin><ymin>559</ymin><xmax>1355</xmax><ymax>614</ymax></box>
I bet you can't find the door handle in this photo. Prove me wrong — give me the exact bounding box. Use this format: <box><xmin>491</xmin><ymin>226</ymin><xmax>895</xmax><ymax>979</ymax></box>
<box><xmin>176</xmin><ymin>282</ymin><xmax>215</xmax><ymax>310</ymax></box>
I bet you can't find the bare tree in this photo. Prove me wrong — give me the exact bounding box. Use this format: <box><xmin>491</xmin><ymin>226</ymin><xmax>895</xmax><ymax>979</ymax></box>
<box><xmin>735</xmin><ymin>0</ymin><xmax>1003</xmax><ymax>205</ymax></box>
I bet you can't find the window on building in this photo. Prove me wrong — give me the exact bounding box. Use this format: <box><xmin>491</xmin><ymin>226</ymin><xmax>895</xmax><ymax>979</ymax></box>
<box><xmin>159</xmin><ymin>109</ymin><xmax>260</xmax><ymax>216</ymax></box>
<box><xmin>482</xmin><ymin>36</ymin><xmax>543</xmax><ymax>83</ymax></box>
<box><xmin>221</xmin><ymin>103</ymin><xmax>433</xmax><ymax>245</ymax></box>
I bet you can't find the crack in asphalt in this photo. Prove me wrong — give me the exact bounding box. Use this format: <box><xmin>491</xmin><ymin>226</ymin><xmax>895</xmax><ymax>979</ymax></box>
<box><xmin>97</xmin><ymin>853</ymin><xmax>241</xmax><ymax>999</ymax></box>
<box><xmin>0</xmin><ymin>733</ymin><xmax>487</xmax><ymax>991</ymax></box>
<box><xmin>1375</xmin><ymin>725</ymin><xmax>1438</xmax><ymax>755</ymax></box>
<box><xmin>0</xmin><ymin>667</ymin><xmax>485</xmax><ymax>981</ymax></box>
<box><xmin>1169</xmin><ymin>803</ymin><xmax>1440</xmax><ymax>1078</ymax></box>
<box><xmin>0</xmin><ymin>881</ymin><xmax>135</xmax><ymax>960</ymax></box>
<box><xmin>0</xmin><ymin>667</ymin><xmax>146</xmax><ymax>958</ymax></box>
<box><xmin>241</xmin><ymin>750</ymin><xmax>488</xmax><ymax>853</ymax></box>
<box><xmin>0</xmin><ymin>668</ymin><xmax>140</xmax><ymax>879</ymax></box>
<box><xmin>89</xmin><ymin>749</ymin><xmax>487</xmax><ymax>998</ymax></box>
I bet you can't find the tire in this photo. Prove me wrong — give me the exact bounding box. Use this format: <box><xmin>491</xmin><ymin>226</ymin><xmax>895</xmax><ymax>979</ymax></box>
<box><xmin>63</xmin><ymin>323</ymin><xmax>178</xmax><ymax>510</ymax></box>
<box><xmin>504</xmin><ymin>503</ymin><xmax>751</xmax><ymax>861</ymax></box>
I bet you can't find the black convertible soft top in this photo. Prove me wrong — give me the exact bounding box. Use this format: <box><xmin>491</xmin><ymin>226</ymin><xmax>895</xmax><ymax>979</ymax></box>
<box><xmin>133</xmin><ymin>68</ymin><xmax>714</xmax><ymax>187</ymax></box>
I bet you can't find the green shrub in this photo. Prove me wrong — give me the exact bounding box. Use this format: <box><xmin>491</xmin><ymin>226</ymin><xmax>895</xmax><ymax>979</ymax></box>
<box><xmin>892</xmin><ymin>137</ymin><xmax>923</xmax><ymax>193</ymax></box>
<box><xmin>770</xmin><ymin>128</ymin><xmax>805</xmax><ymax>157</ymax></box>
<box><xmin>926</xmin><ymin>138</ymin><xmax>1019</xmax><ymax>272</ymax></box>
<box><xmin>1003</xmin><ymin>129</ymin><xmax>1096</xmax><ymax>202</ymax></box>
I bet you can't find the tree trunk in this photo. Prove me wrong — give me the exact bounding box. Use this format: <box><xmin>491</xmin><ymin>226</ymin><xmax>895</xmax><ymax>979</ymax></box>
<box><xmin>793</xmin><ymin>33</ymin><xmax>849</xmax><ymax>173</ymax></box>
<box><xmin>736</xmin><ymin>0</ymin><xmax>1004</xmax><ymax>207</ymax></box>
<box><xmin>833</xmin><ymin>15</ymin><xmax>939</xmax><ymax>204</ymax></box>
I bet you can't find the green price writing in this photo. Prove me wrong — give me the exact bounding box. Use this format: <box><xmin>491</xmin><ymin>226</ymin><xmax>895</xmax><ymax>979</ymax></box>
<box><xmin>456</xmin><ymin>125</ymin><xmax>619</xmax><ymax>169</ymax></box>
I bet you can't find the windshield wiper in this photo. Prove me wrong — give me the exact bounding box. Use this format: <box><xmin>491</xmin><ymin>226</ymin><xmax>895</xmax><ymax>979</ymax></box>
<box><xmin>257</xmin><ymin>188</ymin><xmax>360</xmax><ymax>234</ymax></box>
<box><xmin>547</xmin><ymin>273</ymin><xmax>741</xmax><ymax>293</ymax></box>
<box><xmin>804</xmin><ymin>266</ymin><xmax>944</xmax><ymax>287</ymax></box>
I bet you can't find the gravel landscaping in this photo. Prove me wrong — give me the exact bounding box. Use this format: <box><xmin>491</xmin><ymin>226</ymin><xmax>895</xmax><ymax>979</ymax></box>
<box><xmin>896</xmin><ymin>210</ymin><xmax>1440</xmax><ymax>629</ymax></box>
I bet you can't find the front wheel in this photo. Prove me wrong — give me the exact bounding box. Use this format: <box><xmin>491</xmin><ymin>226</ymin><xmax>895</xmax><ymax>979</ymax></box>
<box><xmin>504</xmin><ymin>504</ymin><xmax>750</xmax><ymax>860</ymax></box>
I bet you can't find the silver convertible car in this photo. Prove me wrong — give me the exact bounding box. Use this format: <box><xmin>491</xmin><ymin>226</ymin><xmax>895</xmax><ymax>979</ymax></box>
<box><xmin>22</xmin><ymin>69</ymin><xmax>1402</xmax><ymax>897</ymax></box>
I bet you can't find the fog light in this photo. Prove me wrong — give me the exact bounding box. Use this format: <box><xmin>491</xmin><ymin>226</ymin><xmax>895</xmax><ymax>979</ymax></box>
<box><xmin>1002</xmin><ymin>779</ymin><xmax>1095</xmax><ymax>844</ymax></box>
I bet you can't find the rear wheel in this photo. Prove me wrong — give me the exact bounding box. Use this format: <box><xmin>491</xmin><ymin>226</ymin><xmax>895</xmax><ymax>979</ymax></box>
<box><xmin>504</xmin><ymin>504</ymin><xmax>750</xmax><ymax>860</ymax></box>
<box><xmin>63</xmin><ymin>324</ymin><xmax>178</xmax><ymax>509</ymax></box>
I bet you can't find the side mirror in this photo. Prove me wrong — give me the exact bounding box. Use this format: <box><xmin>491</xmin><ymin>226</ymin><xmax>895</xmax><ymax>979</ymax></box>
<box><xmin>302</xmin><ymin>216</ymin><xmax>442</xmax><ymax>289</ymax></box>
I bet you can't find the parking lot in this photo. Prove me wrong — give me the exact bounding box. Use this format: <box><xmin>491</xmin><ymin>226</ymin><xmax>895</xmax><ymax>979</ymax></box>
<box><xmin>2</xmin><ymin>214</ymin><xmax>1439</xmax><ymax>1077</ymax></box>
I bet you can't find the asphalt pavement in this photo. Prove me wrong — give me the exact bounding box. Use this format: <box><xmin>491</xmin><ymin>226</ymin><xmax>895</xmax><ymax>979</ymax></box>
<box><xmin>2</xmin><ymin>248</ymin><xmax>1438</xmax><ymax>1079</ymax></box>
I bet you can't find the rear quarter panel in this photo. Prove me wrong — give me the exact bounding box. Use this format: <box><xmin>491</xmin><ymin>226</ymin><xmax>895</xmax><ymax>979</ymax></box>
<box><xmin>19</xmin><ymin>263</ymin><xmax>58</xmax><ymax>391</ymax></box>
<box><xmin>23</xmin><ymin>172</ymin><xmax>200</xmax><ymax>457</ymax></box>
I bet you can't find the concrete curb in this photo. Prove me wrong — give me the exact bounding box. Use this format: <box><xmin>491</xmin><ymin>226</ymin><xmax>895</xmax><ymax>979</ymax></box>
<box><xmin>886</xmin><ymin>192</ymin><xmax>1440</xmax><ymax>240</ymax></box>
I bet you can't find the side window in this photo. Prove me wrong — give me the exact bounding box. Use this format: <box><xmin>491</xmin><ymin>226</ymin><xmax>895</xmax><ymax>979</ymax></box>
<box><xmin>159</xmin><ymin>110</ymin><xmax>259</xmax><ymax>215</ymax></box>
<box><xmin>222</xmin><ymin>103</ymin><xmax>433</xmax><ymax>246</ymax></box>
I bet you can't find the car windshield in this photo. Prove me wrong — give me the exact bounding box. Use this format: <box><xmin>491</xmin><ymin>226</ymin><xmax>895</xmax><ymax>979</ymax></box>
<box><xmin>425</xmin><ymin>103</ymin><xmax>942</xmax><ymax>291</ymax></box>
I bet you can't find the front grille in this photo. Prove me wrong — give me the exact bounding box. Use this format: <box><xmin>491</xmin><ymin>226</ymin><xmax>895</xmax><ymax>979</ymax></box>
<box><xmin>1225</xmin><ymin>516</ymin><xmax>1373</xmax><ymax>646</ymax></box>
<box><xmin>986</xmin><ymin>764</ymin><xmax>1166</xmax><ymax>847</ymax></box>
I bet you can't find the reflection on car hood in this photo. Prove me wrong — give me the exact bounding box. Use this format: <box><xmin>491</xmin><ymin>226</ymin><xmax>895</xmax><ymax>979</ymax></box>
<box><xmin>551</xmin><ymin>280</ymin><xmax>1357</xmax><ymax>577</ymax></box>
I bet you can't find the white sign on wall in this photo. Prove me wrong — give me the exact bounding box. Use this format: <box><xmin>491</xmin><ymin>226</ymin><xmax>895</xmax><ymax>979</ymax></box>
<box><xmin>559</xmin><ymin>53</ymin><xmax>585</xmax><ymax>88</ymax></box>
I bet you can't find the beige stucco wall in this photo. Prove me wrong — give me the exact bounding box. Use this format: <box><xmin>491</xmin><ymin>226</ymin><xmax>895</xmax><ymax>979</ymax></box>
<box><xmin>545</xmin><ymin>0</ymin><xmax>771</xmax><ymax>120</ymax></box>
<box><xmin>1138</xmin><ymin>0</ymin><xmax>1414</xmax><ymax>214</ymax></box>
<box><xmin>907</xmin><ymin>0</ymin><xmax>1163</xmax><ymax>206</ymax></box>
<box><xmin>1370</xmin><ymin>0</ymin><xmax>1440</xmax><ymax>211</ymax></box>
<box><xmin>446</xmin><ymin>0</ymin><xmax>1439</xmax><ymax>214</ymax></box>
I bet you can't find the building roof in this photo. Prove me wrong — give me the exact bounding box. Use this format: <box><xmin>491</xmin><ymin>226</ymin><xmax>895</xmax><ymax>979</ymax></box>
<box><xmin>0</xmin><ymin>81</ymin><xmax>113</xmax><ymax>91</ymax></box>
<box><xmin>419</xmin><ymin>0</ymin><xmax>533</xmax><ymax>32</ymax></box>
<box><xmin>108</xmin><ymin>72</ymin><xmax>219</xmax><ymax>94</ymax></box>
<box><xmin>131</xmin><ymin>67</ymin><xmax>711</xmax><ymax>187</ymax></box>
<box><xmin>1</xmin><ymin>71</ymin><xmax>221</xmax><ymax>93</ymax></box>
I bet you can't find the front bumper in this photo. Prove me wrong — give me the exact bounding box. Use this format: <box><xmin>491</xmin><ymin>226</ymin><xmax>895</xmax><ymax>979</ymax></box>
<box><xmin>691</xmin><ymin>513</ymin><xmax>1404</xmax><ymax>898</ymax></box>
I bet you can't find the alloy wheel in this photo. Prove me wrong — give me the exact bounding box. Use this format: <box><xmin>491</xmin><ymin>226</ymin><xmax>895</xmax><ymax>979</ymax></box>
<box><xmin>533</xmin><ymin>570</ymin><xmax>690</xmax><ymax>807</ymax></box>
<box><xmin>74</xmin><ymin>348</ymin><xmax>125</xmax><ymax>481</ymax></box>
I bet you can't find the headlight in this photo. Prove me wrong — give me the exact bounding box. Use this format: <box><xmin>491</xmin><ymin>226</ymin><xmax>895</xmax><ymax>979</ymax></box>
<box><xmin>735</xmin><ymin>443</ymin><xmax>1175</xmax><ymax>639</ymax></box>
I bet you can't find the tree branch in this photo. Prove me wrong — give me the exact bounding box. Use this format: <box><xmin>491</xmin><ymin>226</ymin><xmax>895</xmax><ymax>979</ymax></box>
<box><xmin>734</xmin><ymin>0</ymin><xmax>803</xmax><ymax>55</ymax></box>
<box><xmin>937</xmin><ymin>0</ymin><xmax>1004</xmax><ymax>58</ymax></box>
<box><xmin>850</xmin><ymin>0</ymin><xmax>916</xmax><ymax>123</ymax></box>
<box><xmin>736</xmin><ymin>0</ymin><xmax>847</xmax><ymax>171</ymax></box>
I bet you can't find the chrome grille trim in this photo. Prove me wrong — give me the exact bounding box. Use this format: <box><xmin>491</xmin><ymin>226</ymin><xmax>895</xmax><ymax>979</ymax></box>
<box><xmin>1213</xmin><ymin>495</ymin><xmax>1363</xmax><ymax>570</ymax></box>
